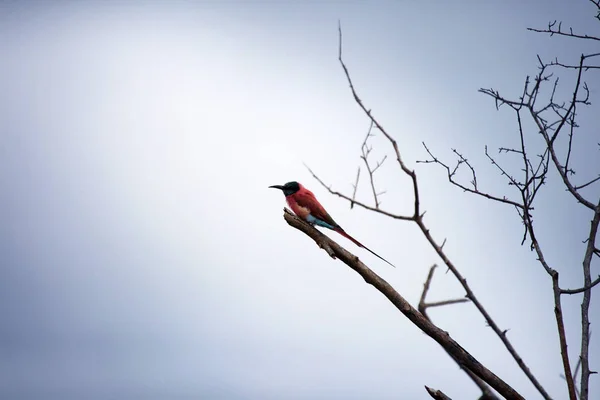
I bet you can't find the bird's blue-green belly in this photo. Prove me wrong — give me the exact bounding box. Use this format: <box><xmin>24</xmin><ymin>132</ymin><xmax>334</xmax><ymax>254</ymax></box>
<box><xmin>306</xmin><ymin>214</ymin><xmax>335</xmax><ymax>230</ymax></box>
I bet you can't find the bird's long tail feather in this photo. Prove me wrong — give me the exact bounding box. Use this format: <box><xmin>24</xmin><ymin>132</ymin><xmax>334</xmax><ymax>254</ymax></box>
<box><xmin>334</xmin><ymin>228</ymin><xmax>396</xmax><ymax>268</ymax></box>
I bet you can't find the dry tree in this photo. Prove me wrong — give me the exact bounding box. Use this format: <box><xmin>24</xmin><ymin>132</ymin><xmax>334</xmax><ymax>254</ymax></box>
<box><xmin>276</xmin><ymin>4</ymin><xmax>600</xmax><ymax>399</ymax></box>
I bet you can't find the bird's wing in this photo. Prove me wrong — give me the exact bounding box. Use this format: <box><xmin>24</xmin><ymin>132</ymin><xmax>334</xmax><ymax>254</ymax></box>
<box><xmin>294</xmin><ymin>189</ymin><xmax>339</xmax><ymax>228</ymax></box>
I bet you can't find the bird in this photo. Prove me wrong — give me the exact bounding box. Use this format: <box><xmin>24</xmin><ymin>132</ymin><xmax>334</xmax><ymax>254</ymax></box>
<box><xmin>269</xmin><ymin>181</ymin><xmax>395</xmax><ymax>267</ymax></box>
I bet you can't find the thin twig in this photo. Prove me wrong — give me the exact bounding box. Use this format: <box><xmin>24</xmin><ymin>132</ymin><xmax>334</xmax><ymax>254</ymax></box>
<box><xmin>527</xmin><ymin>20</ymin><xmax>600</xmax><ymax>42</ymax></box>
<box><xmin>574</xmin><ymin>176</ymin><xmax>600</xmax><ymax>191</ymax></box>
<box><xmin>338</xmin><ymin>22</ymin><xmax>421</xmax><ymax>220</ymax></box>
<box><xmin>418</xmin><ymin>143</ymin><xmax>524</xmax><ymax>209</ymax></box>
<box><xmin>561</xmin><ymin>275</ymin><xmax>600</xmax><ymax>294</ymax></box>
<box><xmin>305</xmin><ymin>164</ymin><xmax>413</xmax><ymax>221</ymax></box>
<box><xmin>425</xmin><ymin>299</ymin><xmax>470</xmax><ymax>308</ymax></box>
<box><xmin>360</xmin><ymin>120</ymin><xmax>387</xmax><ymax>208</ymax></box>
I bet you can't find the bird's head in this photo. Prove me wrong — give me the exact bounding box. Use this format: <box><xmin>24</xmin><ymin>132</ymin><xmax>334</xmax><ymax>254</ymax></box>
<box><xmin>269</xmin><ymin>181</ymin><xmax>300</xmax><ymax>196</ymax></box>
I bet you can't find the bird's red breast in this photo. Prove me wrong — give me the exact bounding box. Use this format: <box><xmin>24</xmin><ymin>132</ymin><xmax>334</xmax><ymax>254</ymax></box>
<box><xmin>286</xmin><ymin>184</ymin><xmax>339</xmax><ymax>228</ymax></box>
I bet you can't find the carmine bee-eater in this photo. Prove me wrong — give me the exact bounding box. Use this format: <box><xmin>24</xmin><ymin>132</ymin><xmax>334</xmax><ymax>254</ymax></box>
<box><xmin>270</xmin><ymin>181</ymin><xmax>395</xmax><ymax>267</ymax></box>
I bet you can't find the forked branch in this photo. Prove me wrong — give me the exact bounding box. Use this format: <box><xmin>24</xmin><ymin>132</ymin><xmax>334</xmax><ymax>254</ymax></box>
<box><xmin>419</xmin><ymin>265</ymin><xmax>498</xmax><ymax>400</ymax></box>
<box><xmin>360</xmin><ymin>121</ymin><xmax>388</xmax><ymax>208</ymax></box>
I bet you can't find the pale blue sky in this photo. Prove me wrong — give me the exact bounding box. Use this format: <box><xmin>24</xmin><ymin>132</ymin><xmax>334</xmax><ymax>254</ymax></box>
<box><xmin>1</xmin><ymin>1</ymin><xmax>599</xmax><ymax>399</ymax></box>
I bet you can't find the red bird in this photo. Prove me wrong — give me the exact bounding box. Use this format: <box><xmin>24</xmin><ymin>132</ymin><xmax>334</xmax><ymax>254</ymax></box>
<box><xmin>270</xmin><ymin>181</ymin><xmax>395</xmax><ymax>267</ymax></box>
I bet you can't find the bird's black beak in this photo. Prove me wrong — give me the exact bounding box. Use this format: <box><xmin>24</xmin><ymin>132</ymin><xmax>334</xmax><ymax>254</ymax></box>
<box><xmin>269</xmin><ymin>185</ymin><xmax>284</xmax><ymax>190</ymax></box>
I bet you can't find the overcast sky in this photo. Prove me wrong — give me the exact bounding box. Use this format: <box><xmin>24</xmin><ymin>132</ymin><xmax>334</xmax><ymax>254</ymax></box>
<box><xmin>1</xmin><ymin>1</ymin><xmax>599</xmax><ymax>399</ymax></box>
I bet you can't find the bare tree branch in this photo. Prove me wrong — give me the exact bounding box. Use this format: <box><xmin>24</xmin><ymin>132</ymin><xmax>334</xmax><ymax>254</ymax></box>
<box><xmin>419</xmin><ymin>265</ymin><xmax>470</xmax><ymax>311</ymax></box>
<box><xmin>561</xmin><ymin>275</ymin><xmax>600</xmax><ymax>294</ymax></box>
<box><xmin>281</xmin><ymin>208</ymin><xmax>524</xmax><ymax>400</ymax></box>
<box><xmin>561</xmin><ymin>337</ymin><xmax>590</xmax><ymax>400</ymax></box>
<box><xmin>547</xmin><ymin>56</ymin><xmax>600</xmax><ymax>70</ymax></box>
<box><xmin>418</xmin><ymin>143</ymin><xmax>525</xmax><ymax>209</ymax></box>
<box><xmin>574</xmin><ymin>176</ymin><xmax>600</xmax><ymax>191</ymax></box>
<box><xmin>338</xmin><ymin>22</ymin><xmax>421</xmax><ymax>220</ymax></box>
<box><xmin>425</xmin><ymin>298</ymin><xmax>470</xmax><ymax>308</ymax></box>
<box><xmin>484</xmin><ymin>146</ymin><xmax>522</xmax><ymax>188</ymax></box>
<box><xmin>527</xmin><ymin>20</ymin><xmax>600</xmax><ymax>41</ymax></box>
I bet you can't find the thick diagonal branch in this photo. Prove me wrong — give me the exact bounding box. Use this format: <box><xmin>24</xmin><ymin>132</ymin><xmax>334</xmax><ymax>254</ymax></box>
<box><xmin>281</xmin><ymin>208</ymin><xmax>525</xmax><ymax>400</ymax></box>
